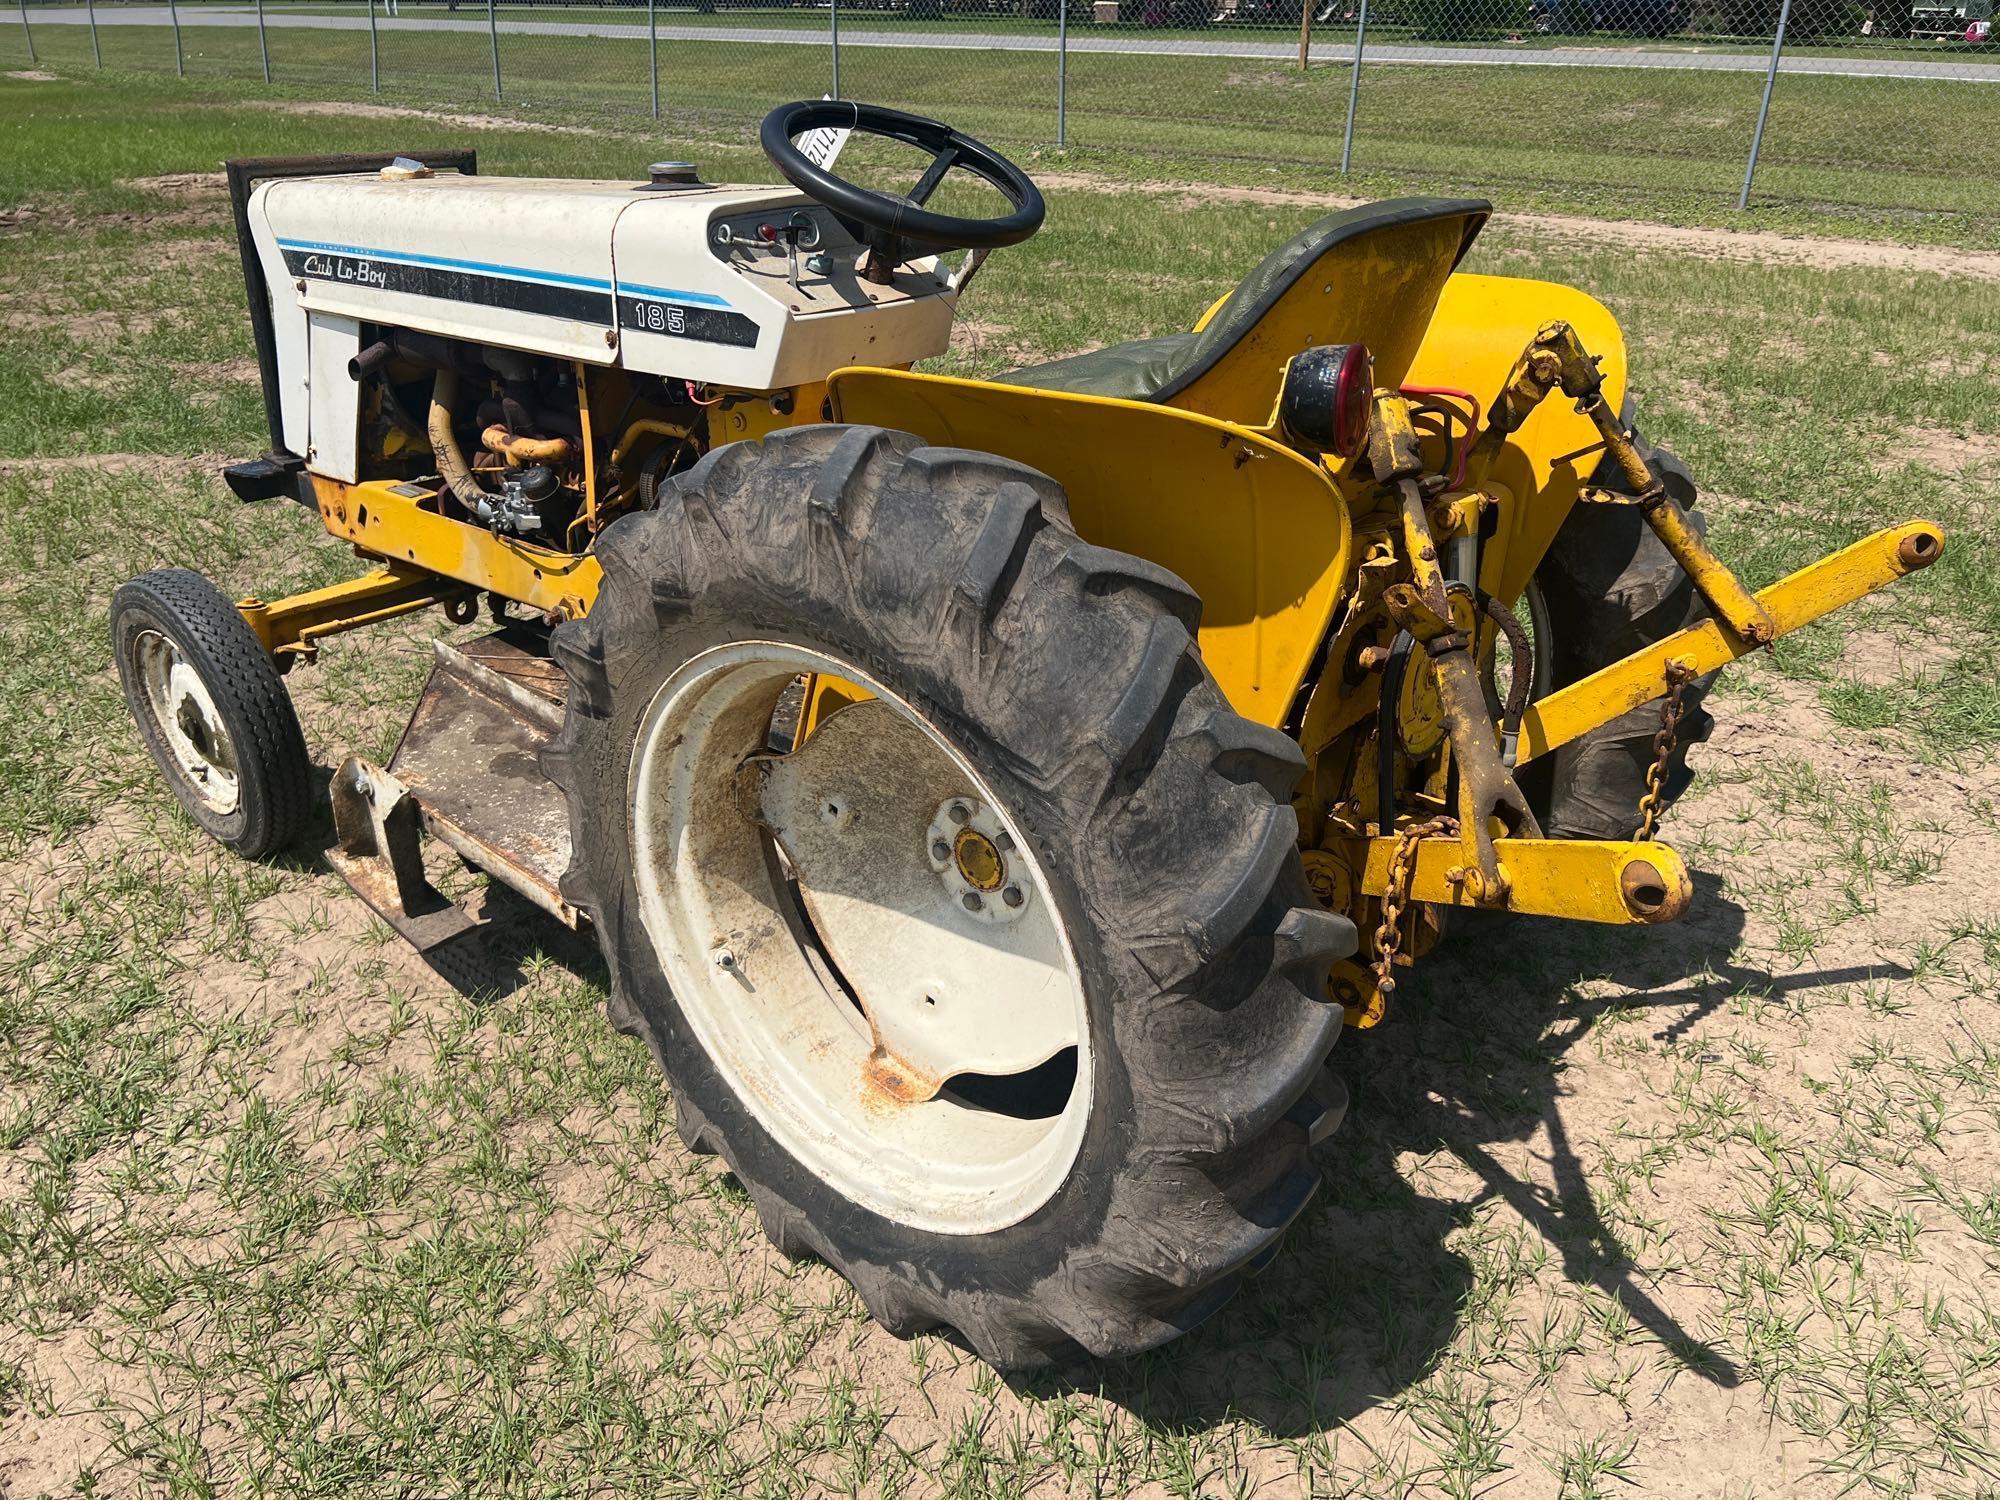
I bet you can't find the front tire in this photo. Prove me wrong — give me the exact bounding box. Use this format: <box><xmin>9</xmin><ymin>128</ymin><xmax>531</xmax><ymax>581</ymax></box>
<box><xmin>545</xmin><ymin>427</ymin><xmax>1354</xmax><ymax>1367</ymax></box>
<box><xmin>112</xmin><ymin>568</ymin><xmax>313</xmax><ymax>860</ymax></box>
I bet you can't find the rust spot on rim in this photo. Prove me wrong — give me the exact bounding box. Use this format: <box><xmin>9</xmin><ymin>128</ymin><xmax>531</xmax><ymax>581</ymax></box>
<box><xmin>861</xmin><ymin>1047</ymin><xmax>941</xmax><ymax>1108</ymax></box>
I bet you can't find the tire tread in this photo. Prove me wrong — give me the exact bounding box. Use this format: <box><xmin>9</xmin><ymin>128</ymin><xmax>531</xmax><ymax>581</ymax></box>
<box><xmin>544</xmin><ymin>427</ymin><xmax>1355</xmax><ymax>1369</ymax></box>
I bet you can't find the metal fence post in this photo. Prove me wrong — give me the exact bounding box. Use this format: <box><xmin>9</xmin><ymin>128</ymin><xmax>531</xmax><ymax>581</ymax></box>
<box><xmin>85</xmin><ymin>0</ymin><xmax>102</xmax><ymax>67</ymax></box>
<box><xmin>256</xmin><ymin>0</ymin><xmax>271</xmax><ymax>82</ymax></box>
<box><xmin>368</xmin><ymin>0</ymin><xmax>379</xmax><ymax>91</ymax></box>
<box><xmin>487</xmin><ymin>0</ymin><xmax>502</xmax><ymax>99</ymax></box>
<box><xmin>830</xmin><ymin>0</ymin><xmax>841</xmax><ymax>98</ymax></box>
<box><xmin>168</xmin><ymin>0</ymin><xmax>184</xmax><ymax>75</ymax></box>
<box><xmin>15</xmin><ymin>0</ymin><xmax>32</xmax><ymax>66</ymax></box>
<box><xmin>648</xmin><ymin>0</ymin><xmax>659</xmax><ymax>119</ymax></box>
<box><xmin>1340</xmin><ymin>0</ymin><xmax>1369</xmax><ymax>175</ymax></box>
<box><xmin>1739</xmin><ymin>0</ymin><xmax>1791</xmax><ymax>210</ymax></box>
<box><xmin>1057</xmin><ymin>0</ymin><xmax>1068</xmax><ymax>149</ymax></box>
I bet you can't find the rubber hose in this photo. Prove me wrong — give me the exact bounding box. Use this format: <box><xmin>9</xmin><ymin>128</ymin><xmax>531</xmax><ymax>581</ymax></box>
<box><xmin>427</xmin><ymin>368</ymin><xmax>488</xmax><ymax>512</ymax></box>
<box><xmin>482</xmin><ymin>424</ymin><xmax>572</xmax><ymax>465</ymax></box>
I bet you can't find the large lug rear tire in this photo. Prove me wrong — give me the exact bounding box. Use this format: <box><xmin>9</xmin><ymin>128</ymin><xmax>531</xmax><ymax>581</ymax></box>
<box><xmin>1527</xmin><ymin>426</ymin><xmax>1715</xmax><ymax>841</ymax></box>
<box><xmin>544</xmin><ymin>426</ymin><xmax>1355</xmax><ymax>1368</ymax></box>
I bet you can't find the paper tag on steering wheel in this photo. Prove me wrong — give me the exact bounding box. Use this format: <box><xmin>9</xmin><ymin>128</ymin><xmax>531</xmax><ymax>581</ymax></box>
<box><xmin>797</xmin><ymin>96</ymin><xmax>852</xmax><ymax>173</ymax></box>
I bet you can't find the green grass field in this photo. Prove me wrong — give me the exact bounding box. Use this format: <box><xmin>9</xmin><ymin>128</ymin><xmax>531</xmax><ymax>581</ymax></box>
<box><xmin>3</xmin><ymin>67</ymin><xmax>1999</xmax><ymax>1498</ymax></box>
<box><xmin>7</xmin><ymin>10</ymin><xmax>2000</xmax><ymax>245</ymax></box>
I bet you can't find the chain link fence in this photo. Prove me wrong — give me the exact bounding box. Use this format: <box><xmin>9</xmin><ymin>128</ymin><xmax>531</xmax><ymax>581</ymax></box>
<box><xmin>8</xmin><ymin>0</ymin><xmax>1998</xmax><ymax>232</ymax></box>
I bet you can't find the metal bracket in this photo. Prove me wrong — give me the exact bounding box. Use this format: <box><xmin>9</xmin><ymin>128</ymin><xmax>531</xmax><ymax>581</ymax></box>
<box><xmin>325</xmin><ymin>755</ymin><xmax>505</xmax><ymax>992</ymax></box>
<box><xmin>1341</xmin><ymin>833</ymin><xmax>1693</xmax><ymax>926</ymax></box>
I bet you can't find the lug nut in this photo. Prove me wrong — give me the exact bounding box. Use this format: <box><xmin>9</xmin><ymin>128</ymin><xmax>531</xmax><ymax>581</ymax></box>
<box><xmin>961</xmin><ymin>892</ymin><xmax>983</xmax><ymax>912</ymax></box>
<box><xmin>931</xmin><ymin>839</ymin><xmax>951</xmax><ymax>862</ymax></box>
<box><xmin>1002</xmin><ymin>885</ymin><xmax>1024</xmax><ymax>909</ymax></box>
<box><xmin>711</xmin><ymin>945</ymin><xmax>736</xmax><ymax>970</ymax></box>
<box><xmin>947</xmin><ymin>801</ymin><xmax>971</xmax><ymax>826</ymax></box>
<box><xmin>994</xmin><ymin>831</ymin><xmax>1014</xmax><ymax>853</ymax></box>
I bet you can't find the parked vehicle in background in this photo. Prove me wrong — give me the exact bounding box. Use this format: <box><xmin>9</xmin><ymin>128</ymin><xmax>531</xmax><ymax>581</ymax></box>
<box><xmin>1910</xmin><ymin>0</ymin><xmax>1994</xmax><ymax>35</ymax></box>
<box><xmin>1223</xmin><ymin>0</ymin><xmax>1301</xmax><ymax>21</ymax></box>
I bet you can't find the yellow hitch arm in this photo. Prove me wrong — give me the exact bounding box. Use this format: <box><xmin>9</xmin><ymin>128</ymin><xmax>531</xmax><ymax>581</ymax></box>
<box><xmin>237</xmin><ymin>561</ymin><xmax>470</xmax><ymax>669</ymax></box>
<box><xmin>1514</xmin><ymin>518</ymin><xmax>1945</xmax><ymax>766</ymax></box>
<box><xmin>1347</xmin><ymin>835</ymin><xmax>1693</xmax><ymax>925</ymax></box>
<box><xmin>1485</xmin><ymin>320</ymin><xmax>1780</xmax><ymax>644</ymax></box>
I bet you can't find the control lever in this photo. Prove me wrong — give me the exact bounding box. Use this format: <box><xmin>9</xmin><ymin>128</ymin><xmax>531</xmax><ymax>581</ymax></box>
<box><xmin>769</xmin><ymin>211</ymin><xmax>820</xmax><ymax>297</ymax></box>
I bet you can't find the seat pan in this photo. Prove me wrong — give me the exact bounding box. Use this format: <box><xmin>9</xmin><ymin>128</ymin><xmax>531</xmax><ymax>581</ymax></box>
<box><xmin>994</xmin><ymin>334</ymin><xmax>1196</xmax><ymax>402</ymax></box>
<box><xmin>997</xmin><ymin>196</ymin><xmax>1490</xmax><ymax>412</ymax></box>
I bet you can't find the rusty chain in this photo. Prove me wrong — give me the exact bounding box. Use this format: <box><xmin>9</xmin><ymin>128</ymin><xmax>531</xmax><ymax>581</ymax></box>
<box><xmin>1370</xmin><ymin>814</ymin><xmax>1459</xmax><ymax>998</ymax></box>
<box><xmin>1635</xmin><ymin>659</ymin><xmax>1697</xmax><ymax>842</ymax></box>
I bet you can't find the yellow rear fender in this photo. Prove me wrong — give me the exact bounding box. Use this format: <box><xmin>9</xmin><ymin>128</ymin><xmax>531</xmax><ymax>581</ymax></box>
<box><xmin>1404</xmin><ymin>272</ymin><xmax>1630</xmax><ymax>603</ymax></box>
<box><xmin>827</xmin><ymin>368</ymin><xmax>1353</xmax><ymax>729</ymax></box>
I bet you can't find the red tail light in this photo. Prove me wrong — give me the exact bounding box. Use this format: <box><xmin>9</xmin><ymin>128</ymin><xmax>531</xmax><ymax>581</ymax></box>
<box><xmin>1278</xmin><ymin>342</ymin><xmax>1375</xmax><ymax>460</ymax></box>
<box><xmin>1330</xmin><ymin>342</ymin><xmax>1374</xmax><ymax>460</ymax></box>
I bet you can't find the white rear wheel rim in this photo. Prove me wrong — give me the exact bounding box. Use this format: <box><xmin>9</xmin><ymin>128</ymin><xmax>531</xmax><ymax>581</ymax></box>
<box><xmin>134</xmin><ymin>629</ymin><xmax>241</xmax><ymax>815</ymax></box>
<box><xmin>627</xmin><ymin>641</ymin><xmax>1092</xmax><ymax>1235</ymax></box>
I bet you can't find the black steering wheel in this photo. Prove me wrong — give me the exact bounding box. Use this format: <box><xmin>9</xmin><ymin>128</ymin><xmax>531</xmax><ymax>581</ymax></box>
<box><xmin>759</xmin><ymin>101</ymin><xmax>1045</xmax><ymax>282</ymax></box>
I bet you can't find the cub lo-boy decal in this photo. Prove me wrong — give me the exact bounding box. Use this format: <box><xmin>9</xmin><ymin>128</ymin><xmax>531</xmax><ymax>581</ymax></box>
<box><xmin>276</xmin><ymin>238</ymin><xmax>758</xmax><ymax>349</ymax></box>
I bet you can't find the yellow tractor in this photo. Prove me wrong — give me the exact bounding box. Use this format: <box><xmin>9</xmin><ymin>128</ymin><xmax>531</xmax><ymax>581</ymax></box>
<box><xmin>112</xmin><ymin>107</ymin><xmax>1943</xmax><ymax>1367</ymax></box>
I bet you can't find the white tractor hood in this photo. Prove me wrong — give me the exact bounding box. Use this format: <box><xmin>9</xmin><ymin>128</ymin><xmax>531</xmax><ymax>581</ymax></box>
<box><xmin>251</xmin><ymin>169</ymin><xmax>958</xmax><ymax>391</ymax></box>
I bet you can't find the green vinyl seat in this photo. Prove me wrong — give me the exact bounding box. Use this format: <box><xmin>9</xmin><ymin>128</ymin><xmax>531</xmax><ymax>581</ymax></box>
<box><xmin>997</xmin><ymin>197</ymin><xmax>1491</xmax><ymax>421</ymax></box>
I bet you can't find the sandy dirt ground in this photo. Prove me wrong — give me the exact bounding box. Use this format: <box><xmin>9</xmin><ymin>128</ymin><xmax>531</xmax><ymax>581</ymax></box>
<box><xmin>1</xmin><ymin>101</ymin><xmax>1994</xmax><ymax>1494</ymax></box>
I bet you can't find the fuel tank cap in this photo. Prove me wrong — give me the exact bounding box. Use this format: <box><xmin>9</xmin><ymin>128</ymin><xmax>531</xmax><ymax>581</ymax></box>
<box><xmin>645</xmin><ymin>161</ymin><xmax>702</xmax><ymax>189</ymax></box>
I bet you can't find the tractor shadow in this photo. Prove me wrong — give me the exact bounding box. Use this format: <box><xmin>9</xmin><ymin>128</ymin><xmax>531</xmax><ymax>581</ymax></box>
<box><xmin>303</xmin><ymin>752</ymin><xmax>1904</xmax><ymax>1438</ymax></box>
<box><xmin>1032</xmin><ymin>870</ymin><xmax>1912</xmax><ymax>1437</ymax></box>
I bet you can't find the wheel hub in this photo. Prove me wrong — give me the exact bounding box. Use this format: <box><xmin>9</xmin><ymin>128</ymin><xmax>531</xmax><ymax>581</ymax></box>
<box><xmin>925</xmin><ymin>799</ymin><xmax>1030</xmax><ymax>922</ymax></box>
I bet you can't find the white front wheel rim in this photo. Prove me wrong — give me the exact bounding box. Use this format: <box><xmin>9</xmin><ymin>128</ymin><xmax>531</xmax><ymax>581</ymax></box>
<box><xmin>135</xmin><ymin>629</ymin><xmax>241</xmax><ymax>815</ymax></box>
<box><xmin>627</xmin><ymin>642</ymin><xmax>1092</xmax><ymax>1235</ymax></box>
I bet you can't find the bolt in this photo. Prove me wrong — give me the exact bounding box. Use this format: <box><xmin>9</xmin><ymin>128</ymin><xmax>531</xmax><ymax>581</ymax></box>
<box><xmin>1001</xmin><ymin>885</ymin><xmax>1024</xmax><ymax>909</ymax></box>
<box><xmin>931</xmin><ymin>839</ymin><xmax>951</xmax><ymax>862</ymax></box>
<box><xmin>352</xmin><ymin>766</ymin><xmax>372</xmax><ymax>799</ymax></box>
<box><xmin>947</xmin><ymin>801</ymin><xmax>970</xmax><ymax>826</ymax></box>
<box><xmin>961</xmin><ymin>892</ymin><xmax>983</xmax><ymax>913</ymax></box>
<box><xmin>711</xmin><ymin>944</ymin><xmax>736</xmax><ymax>970</ymax></box>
